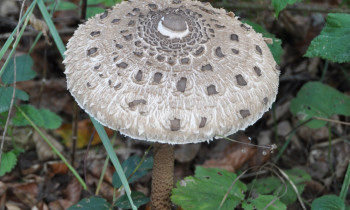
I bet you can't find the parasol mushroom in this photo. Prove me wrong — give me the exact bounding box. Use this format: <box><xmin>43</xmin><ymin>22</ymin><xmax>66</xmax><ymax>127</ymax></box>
<box><xmin>64</xmin><ymin>0</ymin><xmax>279</xmax><ymax>209</ymax></box>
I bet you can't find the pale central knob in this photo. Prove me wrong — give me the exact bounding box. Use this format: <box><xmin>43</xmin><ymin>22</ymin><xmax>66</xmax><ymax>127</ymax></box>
<box><xmin>157</xmin><ymin>13</ymin><xmax>189</xmax><ymax>39</ymax></box>
<box><xmin>162</xmin><ymin>14</ymin><xmax>187</xmax><ymax>32</ymax></box>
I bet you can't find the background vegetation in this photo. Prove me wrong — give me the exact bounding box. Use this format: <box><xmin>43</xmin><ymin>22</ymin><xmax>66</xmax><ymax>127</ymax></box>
<box><xmin>0</xmin><ymin>0</ymin><xmax>349</xmax><ymax>209</ymax></box>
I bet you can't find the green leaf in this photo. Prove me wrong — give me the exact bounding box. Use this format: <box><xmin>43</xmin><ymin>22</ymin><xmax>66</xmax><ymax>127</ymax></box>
<box><xmin>86</xmin><ymin>7</ymin><xmax>106</xmax><ymax>19</ymax></box>
<box><xmin>68</xmin><ymin>196</ymin><xmax>110</xmax><ymax>210</ymax></box>
<box><xmin>305</xmin><ymin>13</ymin><xmax>350</xmax><ymax>63</ymax></box>
<box><xmin>271</xmin><ymin>0</ymin><xmax>302</xmax><ymax>18</ymax></box>
<box><xmin>115</xmin><ymin>191</ymin><xmax>150</xmax><ymax>209</ymax></box>
<box><xmin>0</xmin><ymin>112</ymin><xmax>8</xmax><ymax>126</ymax></box>
<box><xmin>87</xmin><ymin>0</ymin><xmax>106</xmax><ymax>5</ymax></box>
<box><xmin>112</xmin><ymin>155</ymin><xmax>153</xmax><ymax>188</ymax></box>
<box><xmin>12</xmin><ymin>105</ymin><xmax>62</xmax><ymax>129</ymax></box>
<box><xmin>242</xmin><ymin>195</ymin><xmax>286</xmax><ymax>210</ymax></box>
<box><xmin>48</xmin><ymin>0</ymin><xmax>77</xmax><ymax>11</ymax></box>
<box><xmin>244</xmin><ymin>21</ymin><xmax>283</xmax><ymax>64</ymax></box>
<box><xmin>248</xmin><ymin>176</ymin><xmax>281</xmax><ymax>195</ymax></box>
<box><xmin>1</xmin><ymin>54</ymin><xmax>36</xmax><ymax>84</ymax></box>
<box><xmin>171</xmin><ymin>166</ymin><xmax>247</xmax><ymax>210</ymax></box>
<box><xmin>250</xmin><ymin>168</ymin><xmax>311</xmax><ymax>205</ymax></box>
<box><xmin>103</xmin><ymin>0</ymin><xmax>122</xmax><ymax>7</ymax></box>
<box><xmin>311</xmin><ymin>195</ymin><xmax>345</xmax><ymax>210</ymax></box>
<box><xmin>290</xmin><ymin>82</ymin><xmax>350</xmax><ymax>128</ymax></box>
<box><xmin>0</xmin><ymin>87</ymin><xmax>29</xmax><ymax>113</ymax></box>
<box><xmin>0</xmin><ymin>151</ymin><xmax>17</xmax><ymax>176</ymax></box>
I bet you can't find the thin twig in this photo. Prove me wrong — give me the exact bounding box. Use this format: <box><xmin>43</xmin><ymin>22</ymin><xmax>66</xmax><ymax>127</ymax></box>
<box><xmin>277</xmin><ymin>167</ymin><xmax>307</xmax><ymax>210</ymax></box>
<box><xmin>83</xmin><ymin>129</ymin><xmax>96</xmax><ymax>193</ymax></box>
<box><xmin>37</xmin><ymin>46</ymin><xmax>47</xmax><ymax>107</ymax></box>
<box><xmin>311</xmin><ymin>135</ymin><xmax>350</xmax><ymax>149</ymax></box>
<box><xmin>217</xmin><ymin>135</ymin><xmax>277</xmax><ymax>152</ymax></box>
<box><xmin>127</xmin><ymin>145</ymin><xmax>152</xmax><ymax>181</ymax></box>
<box><xmin>219</xmin><ymin>168</ymin><xmax>249</xmax><ymax>209</ymax></box>
<box><xmin>0</xmin><ymin>0</ymin><xmax>26</xmax><ymax>168</ymax></box>
<box><xmin>71</xmin><ymin>102</ymin><xmax>78</xmax><ymax>164</ymax></box>
<box><xmin>313</xmin><ymin>116</ymin><xmax>350</xmax><ymax>126</ymax></box>
<box><xmin>81</xmin><ymin>0</ymin><xmax>88</xmax><ymax>21</ymax></box>
<box><xmin>95</xmin><ymin>155</ymin><xmax>110</xmax><ymax>195</ymax></box>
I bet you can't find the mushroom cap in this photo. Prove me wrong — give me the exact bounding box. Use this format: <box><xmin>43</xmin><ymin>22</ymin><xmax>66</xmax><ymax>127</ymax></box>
<box><xmin>64</xmin><ymin>0</ymin><xmax>280</xmax><ymax>144</ymax></box>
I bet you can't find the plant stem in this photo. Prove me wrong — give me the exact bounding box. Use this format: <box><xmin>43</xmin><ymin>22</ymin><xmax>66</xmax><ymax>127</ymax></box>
<box><xmin>71</xmin><ymin>102</ymin><xmax>78</xmax><ymax>164</ymax></box>
<box><xmin>340</xmin><ymin>162</ymin><xmax>350</xmax><ymax>201</ymax></box>
<box><xmin>81</xmin><ymin>0</ymin><xmax>88</xmax><ymax>21</ymax></box>
<box><xmin>151</xmin><ymin>143</ymin><xmax>174</xmax><ymax>210</ymax></box>
<box><xmin>320</xmin><ymin>60</ymin><xmax>328</xmax><ymax>82</ymax></box>
<box><xmin>128</xmin><ymin>145</ymin><xmax>152</xmax><ymax>181</ymax></box>
<box><xmin>96</xmin><ymin>155</ymin><xmax>110</xmax><ymax>195</ymax></box>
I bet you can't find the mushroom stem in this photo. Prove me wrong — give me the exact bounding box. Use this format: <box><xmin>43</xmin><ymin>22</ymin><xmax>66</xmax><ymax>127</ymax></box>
<box><xmin>151</xmin><ymin>143</ymin><xmax>174</xmax><ymax>210</ymax></box>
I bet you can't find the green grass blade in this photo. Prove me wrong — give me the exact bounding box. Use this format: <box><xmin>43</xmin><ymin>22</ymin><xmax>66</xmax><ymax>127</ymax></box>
<box><xmin>90</xmin><ymin>117</ymin><xmax>137</xmax><ymax>210</ymax></box>
<box><xmin>16</xmin><ymin>105</ymin><xmax>87</xmax><ymax>190</ymax></box>
<box><xmin>340</xmin><ymin>162</ymin><xmax>350</xmax><ymax>201</ymax></box>
<box><xmin>29</xmin><ymin>0</ymin><xmax>58</xmax><ymax>55</ymax></box>
<box><xmin>274</xmin><ymin>130</ymin><xmax>296</xmax><ymax>163</ymax></box>
<box><xmin>0</xmin><ymin>0</ymin><xmax>37</xmax><ymax>62</ymax></box>
<box><xmin>0</xmin><ymin>1</ymin><xmax>37</xmax><ymax>78</ymax></box>
<box><xmin>37</xmin><ymin>0</ymin><xmax>66</xmax><ymax>59</ymax></box>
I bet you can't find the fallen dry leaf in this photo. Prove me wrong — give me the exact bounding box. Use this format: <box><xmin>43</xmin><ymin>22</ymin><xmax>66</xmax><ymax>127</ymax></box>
<box><xmin>5</xmin><ymin>202</ymin><xmax>22</xmax><ymax>210</ymax></box>
<box><xmin>63</xmin><ymin>178</ymin><xmax>82</xmax><ymax>207</ymax></box>
<box><xmin>88</xmin><ymin>158</ymin><xmax>115</xmax><ymax>185</ymax></box>
<box><xmin>46</xmin><ymin>161</ymin><xmax>69</xmax><ymax>178</ymax></box>
<box><xmin>0</xmin><ymin>181</ymin><xmax>7</xmax><ymax>196</ymax></box>
<box><xmin>86</xmin><ymin>174</ymin><xmax>114</xmax><ymax>201</ymax></box>
<box><xmin>203</xmin><ymin>133</ymin><xmax>258</xmax><ymax>172</ymax></box>
<box><xmin>9</xmin><ymin>181</ymin><xmax>38</xmax><ymax>207</ymax></box>
<box><xmin>47</xmin><ymin>200</ymin><xmax>65</xmax><ymax>210</ymax></box>
<box><xmin>21</xmin><ymin>164</ymin><xmax>42</xmax><ymax>176</ymax></box>
<box><xmin>33</xmin><ymin>129</ymin><xmax>64</xmax><ymax>161</ymax></box>
<box><xmin>0</xmin><ymin>181</ymin><xmax>7</xmax><ymax>210</ymax></box>
<box><xmin>55</xmin><ymin>119</ymin><xmax>114</xmax><ymax>148</ymax></box>
<box><xmin>35</xmin><ymin>201</ymin><xmax>50</xmax><ymax>210</ymax></box>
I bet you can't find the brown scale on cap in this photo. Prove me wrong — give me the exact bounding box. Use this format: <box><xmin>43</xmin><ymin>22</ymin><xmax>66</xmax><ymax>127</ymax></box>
<box><xmin>90</xmin><ymin>31</ymin><xmax>101</xmax><ymax>37</ymax></box>
<box><xmin>236</xmin><ymin>74</ymin><xmax>247</xmax><ymax>86</ymax></box>
<box><xmin>207</xmin><ymin>85</ymin><xmax>219</xmax><ymax>95</ymax></box>
<box><xmin>201</xmin><ymin>64</ymin><xmax>213</xmax><ymax>71</ymax></box>
<box><xmin>153</xmin><ymin>72</ymin><xmax>163</xmax><ymax>84</ymax></box>
<box><xmin>215</xmin><ymin>47</ymin><xmax>225</xmax><ymax>58</ymax></box>
<box><xmin>176</xmin><ymin>77</ymin><xmax>187</xmax><ymax>92</ymax></box>
<box><xmin>135</xmin><ymin>70</ymin><xmax>143</xmax><ymax>81</ymax></box>
<box><xmin>64</xmin><ymin>0</ymin><xmax>279</xmax><ymax>144</ymax></box>
<box><xmin>254</xmin><ymin>66</ymin><xmax>262</xmax><ymax>76</ymax></box>
<box><xmin>199</xmin><ymin>117</ymin><xmax>207</xmax><ymax>128</ymax></box>
<box><xmin>86</xmin><ymin>47</ymin><xmax>98</xmax><ymax>56</ymax></box>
